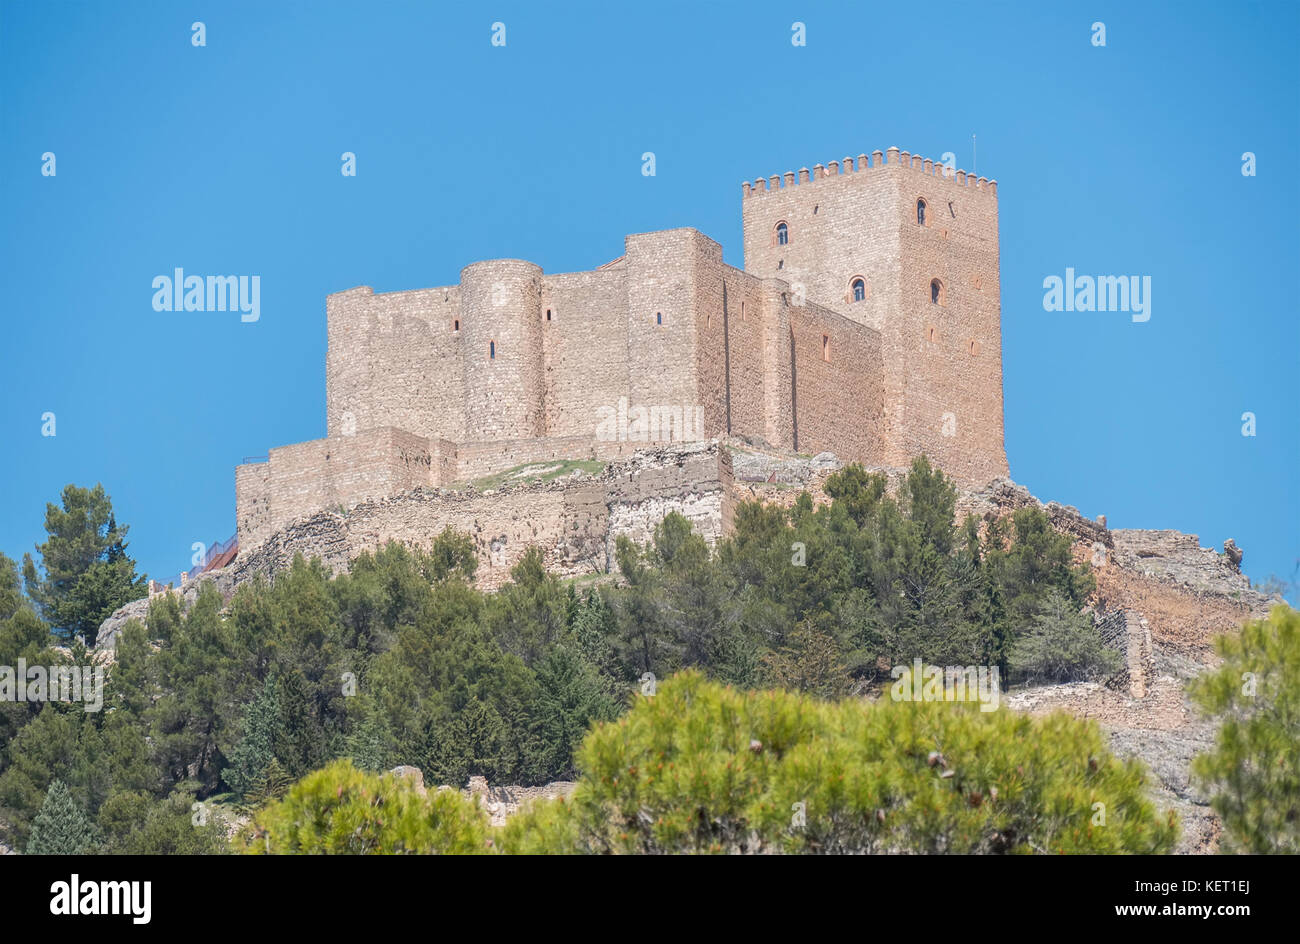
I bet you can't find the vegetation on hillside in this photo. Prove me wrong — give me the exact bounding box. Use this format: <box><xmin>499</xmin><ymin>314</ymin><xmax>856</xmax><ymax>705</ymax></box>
<box><xmin>6</xmin><ymin>460</ymin><xmax>1276</xmax><ymax>855</ymax></box>
<box><xmin>1191</xmin><ymin>604</ymin><xmax>1300</xmax><ymax>854</ymax></box>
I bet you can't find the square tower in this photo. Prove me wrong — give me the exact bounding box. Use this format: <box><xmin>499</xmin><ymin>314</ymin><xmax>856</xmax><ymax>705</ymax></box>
<box><xmin>741</xmin><ymin>151</ymin><xmax>1008</xmax><ymax>484</ymax></box>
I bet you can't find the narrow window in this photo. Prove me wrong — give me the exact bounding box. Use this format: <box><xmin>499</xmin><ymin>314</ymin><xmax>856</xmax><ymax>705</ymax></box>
<box><xmin>926</xmin><ymin>326</ymin><xmax>936</xmax><ymax>343</ymax></box>
<box><xmin>453</xmin><ymin>319</ymin><xmax>460</xmax><ymax>332</ymax></box>
<box><xmin>917</xmin><ymin>199</ymin><xmax>927</xmax><ymax>225</ymax></box>
<box><xmin>776</xmin><ymin>222</ymin><xmax>789</xmax><ymax>246</ymax></box>
<box><xmin>851</xmin><ymin>278</ymin><xmax>866</xmax><ymax>302</ymax></box>
<box><xmin>656</xmin><ymin>312</ymin><xmax>662</xmax><ymax>325</ymax></box>
<box><xmin>489</xmin><ymin>340</ymin><xmax>496</xmax><ymax>359</ymax></box>
<box><xmin>546</xmin><ymin>308</ymin><xmax>552</xmax><ymax>321</ymax></box>
<box><xmin>822</xmin><ymin>334</ymin><xmax>830</xmax><ymax>362</ymax></box>
<box><xmin>741</xmin><ymin>301</ymin><xmax>746</xmax><ymax>321</ymax></box>
<box><xmin>930</xmin><ymin>279</ymin><xmax>942</xmax><ymax>305</ymax></box>
<box><xmin>969</xmin><ymin>339</ymin><xmax>980</xmax><ymax>356</ymax></box>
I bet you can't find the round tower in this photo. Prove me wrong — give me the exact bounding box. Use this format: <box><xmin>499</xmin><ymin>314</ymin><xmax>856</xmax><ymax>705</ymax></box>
<box><xmin>459</xmin><ymin>259</ymin><xmax>545</xmax><ymax>442</ymax></box>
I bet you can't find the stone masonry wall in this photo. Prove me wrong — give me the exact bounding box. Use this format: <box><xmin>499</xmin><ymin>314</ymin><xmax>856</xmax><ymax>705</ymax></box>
<box><xmin>229</xmin><ymin>441</ymin><xmax>732</xmax><ymax>593</ymax></box>
<box><xmin>326</xmin><ymin>285</ymin><xmax>465</xmax><ymax>443</ymax></box>
<box><xmin>741</xmin><ymin>150</ymin><xmax>1005</xmax><ymax>485</ymax></box>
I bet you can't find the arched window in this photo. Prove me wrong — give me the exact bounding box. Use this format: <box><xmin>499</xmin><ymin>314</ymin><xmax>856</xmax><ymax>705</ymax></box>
<box><xmin>656</xmin><ymin>311</ymin><xmax>663</xmax><ymax>325</ymax></box>
<box><xmin>851</xmin><ymin>278</ymin><xmax>866</xmax><ymax>302</ymax></box>
<box><xmin>917</xmin><ymin>199</ymin><xmax>927</xmax><ymax>225</ymax></box>
<box><xmin>930</xmin><ymin>279</ymin><xmax>942</xmax><ymax>305</ymax></box>
<box><xmin>776</xmin><ymin>221</ymin><xmax>789</xmax><ymax>246</ymax></box>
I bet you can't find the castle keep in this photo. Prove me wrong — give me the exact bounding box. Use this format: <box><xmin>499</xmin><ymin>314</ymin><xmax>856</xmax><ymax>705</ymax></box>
<box><xmin>235</xmin><ymin>148</ymin><xmax>1008</xmax><ymax>550</ymax></box>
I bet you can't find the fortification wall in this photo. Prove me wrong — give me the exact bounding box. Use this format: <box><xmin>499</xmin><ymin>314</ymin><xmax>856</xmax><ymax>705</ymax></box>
<box><xmin>228</xmin><ymin>441</ymin><xmax>731</xmax><ymax>592</ymax></box>
<box><xmin>742</xmin><ymin>152</ymin><xmax>903</xmax><ymax>333</ymax></box>
<box><xmin>235</xmin><ymin>427</ymin><xmax>439</xmax><ymax>550</ymax></box>
<box><xmin>786</xmin><ymin>299</ymin><xmax>883</xmax><ymax>461</ymax></box>
<box><xmin>325</xmin><ymin>285</ymin><xmax>465</xmax><ymax>443</ymax></box>
<box><xmin>625</xmin><ymin>229</ymin><xmax>708</xmax><ymax>427</ymax></box>
<box><xmin>740</xmin><ymin>150</ymin><xmax>1005</xmax><ymax>485</ymax></box>
<box><xmin>693</xmin><ymin>261</ymin><xmax>768</xmax><ymax>443</ymax></box>
<box><xmin>889</xmin><ymin>151</ymin><xmax>1006</xmax><ymax>486</ymax></box>
<box><xmin>539</xmin><ymin>266</ymin><xmax>630</xmax><ymax>439</ymax></box>
<box><xmin>461</xmin><ymin>260</ymin><xmax>546</xmax><ymax>441</ymax></box>
<box><xmin>235</xmin><ymin>462</ymin><xmax>273</xmax><ymax>550</ymax></box>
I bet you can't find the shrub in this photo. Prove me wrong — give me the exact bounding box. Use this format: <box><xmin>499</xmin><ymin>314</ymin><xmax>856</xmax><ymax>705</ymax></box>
<box><xmin>501</xmin><ymin>671</ymin><xmax>1176</xmax><ymax>854</ymax></box>
<box><xmin>235</xmin><ymin>759</ymin><xmax>491</xmax><ymax>854</ymax></box>
<box><xmin>1191</xmin><ymin>605</ymin><xmax>1300</xmax><ymax>854</ymax></box>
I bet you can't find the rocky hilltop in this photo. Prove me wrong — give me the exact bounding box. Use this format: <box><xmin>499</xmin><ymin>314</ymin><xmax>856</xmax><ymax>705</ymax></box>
<box><xmin>97</xmin><ymin>439</ymin><xmax>1280</xmax><ymax>852</ymax></box>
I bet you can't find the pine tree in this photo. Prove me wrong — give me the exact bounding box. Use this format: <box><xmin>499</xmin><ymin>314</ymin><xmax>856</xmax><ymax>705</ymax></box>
<box><xmin>22</xmin><ymin>485</ymin><xmax>146</xmax><ymax>645</ymax></box>
<box><xmin>1191</xmin><ymin>605</ymin><xmax>1300</xmax><ymax>853</ymax></box>
<box><xmin>26</xmin><ymin>779</ymin><xmax>101</xmax><ymax>855</ymax></box>
<box><xmin>222</xmin><ymin>675</ymin><xmax>281</xmax><ymax>799</ymax></box>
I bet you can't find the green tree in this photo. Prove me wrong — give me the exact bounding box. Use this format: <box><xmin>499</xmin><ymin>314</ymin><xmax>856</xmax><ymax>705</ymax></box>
<box><xmin>222</xmin><ymin>675</ymin><xmax>283</xmax><ymax>799</ymax></box>
<box><xmin>760</xmin><ymin>622</ymin><xmax>853</xmax><ymax>698</ymax></box>
<box><xmin>1008</xmin><ymin>591</ymin><xmax>1120</xmax><ymax>686</ymax></box>
<box><xmin>1191</xmin><ymin>605</ymin><xmax>1300</xmax><ymax>854</ymax></box>
<box><xmin>502</xmin><ymin>671</ymin><xmax>1177</xmax><ymax>854</ymax></box>
<box><xmin>530</xmin><ymin>645</ymin><xmax>619</xmax><ymax>779</ymax></box>
<box><xmin>237</xmin><ymin>759</ymin><xmax>491</xmax><ymax>854</ymax></box>
<box><xmin>26</xmin><ymin>779</ymin><xmax>101</xmax><ymax>854</ymax></box>
<box><xmin>97</xmin><ymin>785</ymin><xmax>229</xmax><ymax>855</ymax></box>
<box><xmin>22</xmin><ymin>484</ymin><xmax>146</xmax><ymax>645</ymax></box>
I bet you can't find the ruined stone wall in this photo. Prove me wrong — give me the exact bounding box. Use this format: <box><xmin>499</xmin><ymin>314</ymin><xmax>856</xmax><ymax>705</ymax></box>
<box><xmin>1095</xmin><ymin>609</ymin><xmax>1154</xmax><ymax>698</ymax></box>
<box><xmin>228</xmin><ymin>442</ymin><xmax>731</xmax><ymax>592</ymax></box>
<box><xmin>325</xmin><ymin>285</ymin><xmax>465</xmax><ymax>443</ymax></box>
<box><xmin>236</xmin><ymin>427</ymin><xmax>440</xmax><ymax>550</ymax></box>
<box><xmin>1093</xmin><ymin>530</ymin><xmax>1273</xmax><ymax>661</ymax></box>
<box><xmin>604</xmin><ymin>441</ymin><xmax>733</xmax><ymax>562</ymax></box>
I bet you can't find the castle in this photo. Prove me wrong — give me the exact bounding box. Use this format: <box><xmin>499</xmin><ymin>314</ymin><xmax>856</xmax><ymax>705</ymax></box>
<box><xmin>235</xmin><ymin>148</ymin><xmax>1008</xmax><ymax>550</ymax></box>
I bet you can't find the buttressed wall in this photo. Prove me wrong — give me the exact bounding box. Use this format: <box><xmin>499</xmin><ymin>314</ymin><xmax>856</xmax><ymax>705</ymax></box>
<box><xmin>236</xmin><ymin>146</ymin><xmax>1007</xmax><ymax>550</ymax></box>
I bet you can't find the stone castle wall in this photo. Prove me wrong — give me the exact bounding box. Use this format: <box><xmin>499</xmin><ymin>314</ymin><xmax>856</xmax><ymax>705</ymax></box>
<box><xmin>741</xmin><ymin>150</ymin><xmax>1006</xmax><ymax>485</ymax></box>
<box><xmin>230</xmin><ymin>441</ymin><xmax>732</xmax><ymax>592</ymax></box>
<box><xmin>237</xmin><ymin>146</ymin><xmax>1009</xmax><ymax>553</ymax></box>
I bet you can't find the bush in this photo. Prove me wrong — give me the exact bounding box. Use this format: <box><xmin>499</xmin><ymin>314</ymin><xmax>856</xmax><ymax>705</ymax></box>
<box><xmin>501</xmin><ymin>671</ymin><xmax>1177</xmax><ymax>854</ymax></box>
<box><xmin>236</xmin><ymin>759</ymin><xmax>491</xmax><ymax>854</ymax></box>
<box><xmin>1007</xmin><ymin>591</ymin><xmax>1120</xmax><ymax>686</ymax></box>
<box><xmin>1191</xmin><ymin>605</ymin><xmax>1300</xmax><ymax>854</ymax></box>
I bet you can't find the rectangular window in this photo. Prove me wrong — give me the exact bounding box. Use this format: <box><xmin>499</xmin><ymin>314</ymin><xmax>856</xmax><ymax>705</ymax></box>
<box><xmin>489</xmin><ymin>340</ymin><xmax>496</xmax><ymax>359</ymax></box>
<box><xmin>822</xmin><ymin>334</ymin><xmax>830</xmax><ymax>362</ymax></box>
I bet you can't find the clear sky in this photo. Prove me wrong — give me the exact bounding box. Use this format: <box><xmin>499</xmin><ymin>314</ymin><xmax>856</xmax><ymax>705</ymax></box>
<box><xmin>2</xmin><ymin>0</ymin><xmax>1297</xmax><ymax>599</ymax></box>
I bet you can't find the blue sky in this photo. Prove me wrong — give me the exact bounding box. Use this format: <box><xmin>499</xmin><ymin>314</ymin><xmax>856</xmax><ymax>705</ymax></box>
<box><xmin>2</xmin><ymin>0</ymin><xmax>1297</xmax><ymax>597</ymax></box>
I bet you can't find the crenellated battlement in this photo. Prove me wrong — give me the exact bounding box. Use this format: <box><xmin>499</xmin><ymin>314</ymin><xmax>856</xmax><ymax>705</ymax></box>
<box><xmin>742</xmin><ymin>147</ymin><xmax>996</xmax><ymax>198</ymax></box>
